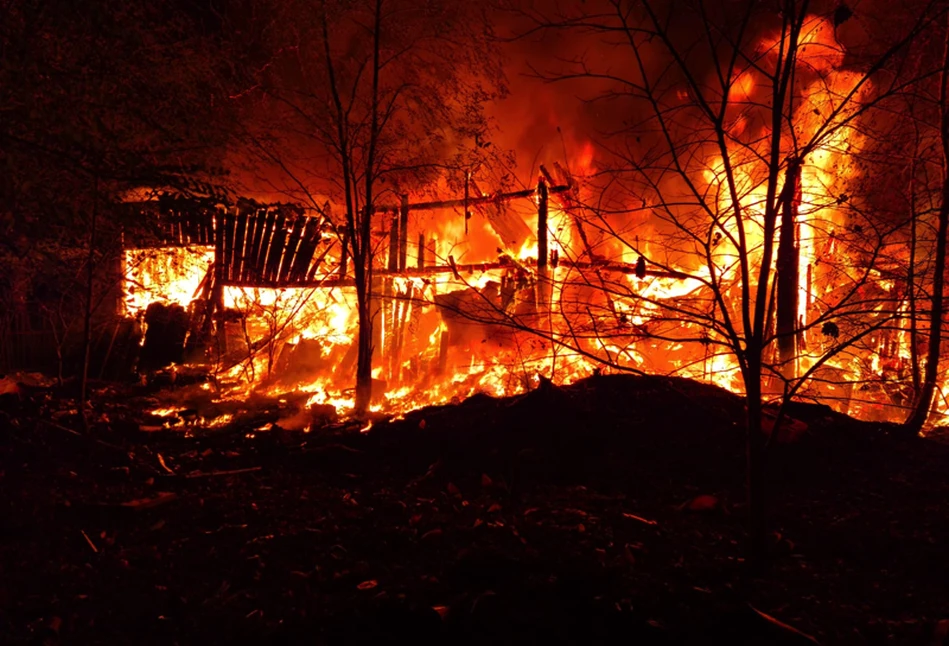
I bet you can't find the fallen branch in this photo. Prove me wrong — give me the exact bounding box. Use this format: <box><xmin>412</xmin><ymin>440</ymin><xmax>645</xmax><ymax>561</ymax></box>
<box><xmin>184</xmin><ymin>466</ymin><xmax>262</xmax><ymax>479</ymax></box>
<box><xmin>748</xmin><ymin>605</ymin><xmax>821</xmax><ymax>644</ymax></box>
<box><xmin>622</xmin><ymin>511</ymin><xmax>659</xmax><ymax>526</ymax></box>
<box><xmin>80</xmin><ymin>529</ymin><xmax>99</xmax><ymax>554</ymax></box>
<box><xmin>157</xmin><ymin>453</ymin><xmax>175</xmax><ymax>474</ymax></box>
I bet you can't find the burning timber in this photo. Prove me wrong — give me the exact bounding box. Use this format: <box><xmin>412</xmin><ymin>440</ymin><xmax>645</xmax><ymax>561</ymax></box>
<box><xmin>65</xmin><ymin>148</ymin><xmax>922</xmax><ymax>426</ymax></box>
<box><xmin>117</xmin><ymin>170</ymin><xmax>711</xmax><ymax>418</ymax></box>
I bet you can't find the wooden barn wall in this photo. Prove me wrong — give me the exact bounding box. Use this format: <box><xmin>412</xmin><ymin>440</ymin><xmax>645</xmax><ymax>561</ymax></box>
<box><xmin>127</xmin><ymin>201</ymin><xmax>332</xmax><ymax>288</ymax></box>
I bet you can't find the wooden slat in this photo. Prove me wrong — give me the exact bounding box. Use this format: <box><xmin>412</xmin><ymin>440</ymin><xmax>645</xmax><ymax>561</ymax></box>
<box><xmin>289</xmin><ymin>217</ymin><xmax>320</xmax><ymax>282</ymax></box>
<box><xmin>233</xmin><ymin>209</ymin><xmax>248</xmax><ymax>282</ymax></box>
<box><xmin>201</xmin><ymin>209</ymin><xmax>212</xmax><ymax>245</ymax></box>
<box><xmin>246</xmin><ymin>209</ymin><xmax>266</xmax><ymax>281</ymax></box>
<box><xmin>189</xmin><ymin>209</ymin><xmax>203</xmax><ymax>244</ymax></box>
<box><xmin>191</xmin><ymin>209</ymin><xmax>200</xmax><ymax>245</ymax></box>
<box><xmin>213</xmin><ymin>209</ymin><xmax>225</xmax><ymax>282</ymax></box>
<box><xmin>241</xmin><ymin>211</ymin><xmax>260</xmax><ymax>283</ymax></box>
<box><xmin>264</xmin><ymin>212</ymin><xmax>287</xmax><ymax>283</ymax></box>
<box><xmin>222</xmin><ymin>210</ymin><xmax>236</xmax><ymax>282</ymax></box>
<box><xmin>254</xmin><ymin>208</ymin><xmax>278</xmax><ymax>282</ymax></box>
<box><xmin>183</xmin><ymin>210</ymin><xmax>192</xmax><ymax>244</ymax></box>
<box><xmin>278</xmin><ymin>214</ymin><xmax>306</xmax><ymax>283</ymax></box>
<box><xmin>184</xmin><ymin>210</ymin><xmax>193</xmax><ymax>244</ymax></box>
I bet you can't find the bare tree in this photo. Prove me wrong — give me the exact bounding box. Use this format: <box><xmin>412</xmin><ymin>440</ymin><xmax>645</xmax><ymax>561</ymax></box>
<box><xmin>906</xmin><ymin>13</ymin><xmax>949</xmax><ymax>432</ymax></box>
<box><xmin>233</xmin><ymin>0</ymin><xmax>509</xmax><ymax>413</ymax></box>
<box><xmin>507</xmin><ymin>0</ymin><xmax>943</xmax><ymax>557</ymax></box>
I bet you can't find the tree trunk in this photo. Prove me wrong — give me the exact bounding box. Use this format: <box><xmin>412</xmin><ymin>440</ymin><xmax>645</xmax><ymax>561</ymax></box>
<box><xmin>906</xmin><ymin>178</ymin><xmax>949</xmax><ymax>433</ymax></box>
<box><xmin>354</xmin><ymin>283</ymin><xmax>373</xmax><ymax>414</ymax></box>
<box><xmin>353</xmin><ymin>0</ymin><xmax>383</xmax><ymax>416</ymax></box>
<box><xmin>905</xmin><ymin>17</ymin><xmax>949</xmax><ymax>434</ymax></box>
<box><xmin>909</xmin><ymin>168</ymin><xmax>921</xmax><ymax>394</ymax></box>
<box><xmin>744</xmin><ymin>347</ymin><xmax>767</xmax><ymax>564</ymax></box>
<box><xmin>79</xmin><ymin>173</ymin><xmax>100</xmax><ymax>428</ymax></box>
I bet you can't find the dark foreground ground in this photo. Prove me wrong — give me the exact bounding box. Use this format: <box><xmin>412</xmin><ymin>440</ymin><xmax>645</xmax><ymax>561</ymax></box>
<box><xmin>2</xmin><ymin>373</ymin><xmax>949</xmax><ymax>645</ymax></box>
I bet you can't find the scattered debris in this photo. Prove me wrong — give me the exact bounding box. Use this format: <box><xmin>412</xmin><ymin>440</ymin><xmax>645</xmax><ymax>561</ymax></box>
<box><xmin>3</xmin><ymin>373</ymin><xmax>948</xmax><ymax>644</ymax></box>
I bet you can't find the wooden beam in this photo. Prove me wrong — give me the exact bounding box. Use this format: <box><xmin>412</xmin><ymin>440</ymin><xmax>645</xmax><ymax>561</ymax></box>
<box><xmin>387</xmin><ymin>211</ymin><xmax>399</xmax><ymax>271</ymax></box>
<box><xmin>219</xmin><ymin>261</ymin><xmax>693</xmax><ymax>289</ymax></box>
<box><xmin>373</xmin><ymin>184</ymin><xmax>570</xmax><ymax>213</ymax></box>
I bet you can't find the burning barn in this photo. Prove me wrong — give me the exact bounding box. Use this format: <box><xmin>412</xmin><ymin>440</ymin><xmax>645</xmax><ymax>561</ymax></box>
<box><xmin>118</xmin><ymin>166</ymin><xmax>680</xmax><ymax>416</ymax></box>
<box><xmin>11</xmin><ymin>2</ymin><xmax>949</xmax><ymax>643</ymax></box>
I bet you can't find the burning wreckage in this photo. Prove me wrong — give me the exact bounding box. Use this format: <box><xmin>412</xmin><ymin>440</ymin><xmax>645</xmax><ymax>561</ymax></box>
<box><xmin>106</xmin><ymin>136</ymin><xmax>921</xmax><ymax>434</ymax></box>
<box><xmin>118</xmin><ymin>164</ymin><xmax>697</xmax><ymax>429</ymax></box>
<box><xmin>3</xmin><ymin>133</ymin><xmax>926</xmax><ymax>435</ymax></box>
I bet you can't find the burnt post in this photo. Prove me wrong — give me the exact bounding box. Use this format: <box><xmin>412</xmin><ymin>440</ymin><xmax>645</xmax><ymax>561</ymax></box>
<box><xmin>464</xmin><ymin>171</ymin><xmax>470</xmax><ymax>235</ymax></box>
<box><xmin>418</xmin><ymin>233</ymin><xmax>426</xmax><ymax>269</ymax></box>
<box><xmin>383</xmin><ymin>208</ymin><xmax>399</xmax><ymax>381</ymax></box>
<box><xmin>776</xmin><ymin>157</ymin><xmax>802</xmax><ymax>379</ymax></box>
<box><xmin>213</xmin><ymin>208</ymin><xmax>227</xmax><ymax>355</ymax></box>
<box><xmin>387</xmin><ymin>209</ymin><xmax>400</xmax><ymax>272</ymax></box>
<box><xmin>338</xmin><ymin>231</ymin><xmax>349</xmax><ymax>280</ymax></box>
<box><xmin>399</xmin><ymin>194</ymin><xmax>409</xmax><ymax>271</ymax></box>
<box><xmin>536</xmin><ymin>177</ymin><xmax>550</xmax><ymax>312</ymax></box>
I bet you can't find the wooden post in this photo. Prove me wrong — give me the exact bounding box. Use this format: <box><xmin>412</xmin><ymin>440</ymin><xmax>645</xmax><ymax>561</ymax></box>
<box><xmin>436</xmin><ymin>324</ymin><xmax>449</xmax><ymax>376</ymax></box>
<box><xmin>338</xmin><ymin>231</ymin><xmax>349</xmax><ymax>280</ymax></box>
<box><xmin>776</xmin><ymin>158</ymin><xmax>802</xmax><ymax>379</ymax></box>
<box><xmin>399</xmin><ymin>194</ymin><xmax>409</xmax><ymax>271</ymax></box>
<box><xmin>383</xmin><ymin>206</ymin><xmax>400</xmax><ymax>380</ymax></box>
<box><xmin>389</xmin><ymin>283</ymin><xmax>412</xmax><ymax>385</ymax></box>
<box><xmin>536</xmin><ymin>177</ymin><xmax>550</xmax><ymax>312</ymax></box>
<box><xmin>212</xmin><ymin>210</ymin><xmax>227</xmax><ymax>355</ymax></box>
<box><xmin>222</xmin><ymin>209</ymin><xmax>236</xmax><ymax>283</ymax></box>
<box><xmin>464</xmin><ymin>172</ymin><xmax>470</xmax><ymax>235</ymax></box>
<box><xmin>382</xmin><ymin>207</ymin><xmax>396</xmax><ymax>379</ymax></box>
<box><xmin>387</xmin><ymin>210</ymin><xmax>400</xmax><ymax>272</ymax></box>
<box><xmin>418</xmin><ymin>233</ymin><xmax>426</xmax><ymax>269</ymax></box>
<box><xmin>428</xmin><ymin>236</ymin><xmax>438</xmax><ymax>266</ymax></box>
<box><xmin>371</xmin><ymin>274</ymin><xmax>383</xmax><ymax>381</ymax></box>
